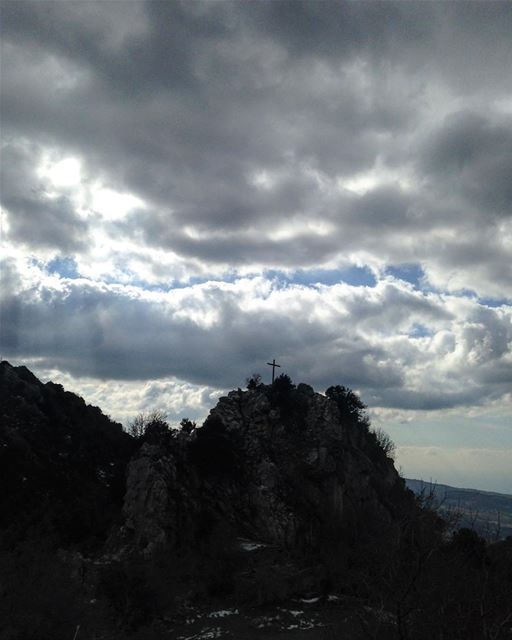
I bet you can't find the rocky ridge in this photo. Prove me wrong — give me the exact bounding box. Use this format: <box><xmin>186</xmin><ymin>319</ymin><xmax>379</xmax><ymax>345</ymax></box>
<box><xmin>119</xmin><ymin>380</ymin><xmax>410</xmax><ymax>556</ymax></box>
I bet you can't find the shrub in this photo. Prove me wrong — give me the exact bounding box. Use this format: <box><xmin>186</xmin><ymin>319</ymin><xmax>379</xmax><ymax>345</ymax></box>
<box><xmin>273</xmin><ymin>373</ymin><xmax>295</xmax><ymax>393</ymax></box>
<box><xmin>179</xmin><ymin>417</ymin><xmax>196</xmax><ymax>434</ymax></box>
<box><xmin>325</xmin><ymin>385</ymin><xmax>368</xmax><ymax>426</ymax></box>
<box><xmin>246</xmin><ymin>373</ymin><xmax>263</xmax><ymax>390</ymax></box>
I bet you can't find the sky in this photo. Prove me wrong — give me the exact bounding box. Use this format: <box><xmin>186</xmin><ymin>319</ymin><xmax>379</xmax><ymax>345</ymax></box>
<box><xmin>1</xmin><ymin>1</ymin><xmax>511</xmax><ymax>493</ymax></box>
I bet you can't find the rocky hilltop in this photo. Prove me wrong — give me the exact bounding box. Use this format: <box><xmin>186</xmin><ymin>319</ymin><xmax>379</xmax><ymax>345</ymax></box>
<box><xmin>118</xmin><ymin>379</ymin><xmax>409</xmax><ymax>558</ymax></box>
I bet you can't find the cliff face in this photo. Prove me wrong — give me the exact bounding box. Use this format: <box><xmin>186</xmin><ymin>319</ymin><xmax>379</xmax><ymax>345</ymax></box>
<box><xmin>120</xmin><ymin>381</ymin><xmax>410</xmax><ymax>556</ymax></box>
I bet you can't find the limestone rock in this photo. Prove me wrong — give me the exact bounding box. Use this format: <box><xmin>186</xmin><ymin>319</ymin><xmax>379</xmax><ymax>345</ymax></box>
<box><xmin>119</xmin><ymin>382</ymin><xmax>409</xmax><ymax>555</ymax></box>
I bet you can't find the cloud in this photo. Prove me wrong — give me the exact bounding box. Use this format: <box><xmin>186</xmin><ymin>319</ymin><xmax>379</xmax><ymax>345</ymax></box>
<box><xmin>0</xmin><ymin>142</ymin><xmax>89</xmax><ymax>252</ymax></box>
<box><xmin>2</xmin><ymin>2</ymin><xmax>511</xmax><ymax>297</ymax></box>
<box><xmin>1</xmin><ymin>258</ymin><xmax>510</xmax><ymax>414</ymax></box>
<box><xmin>29</xmin><ymin>365</ymin><xmax>222</xmax><ymax>427</ymax></box>
<box><xmin>421</xmin><ymin>111</ymin><xmax>512</xmax><ymax>215</ymax></box>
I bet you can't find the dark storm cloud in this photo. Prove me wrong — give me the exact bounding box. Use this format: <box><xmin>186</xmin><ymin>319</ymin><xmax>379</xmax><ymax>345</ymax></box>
<box><xmin>420</xmin><ymin>111</ymin><xmax>512</xmax><ymax>217</ymax></box>
<box><xmin>1</xmin><ymin>0</ymin><xmax>228</xmax><ymax>95</ymax></box>
<box><xmin>0</xmin><ymin>4</ymin><xmax>426</xmax><ymax>184</ymax></box>
<box><xmin>0</xmin><ymin>143</ymin><xmax>88</xmax><ymax>252</ymax></box>
<box><xmin>3</xmin><ymin>0</ymin><xmax>511</xmax><ymax>288</ymax></box>
<box><xmin>341</xmin><ymin>282</ymin><xmax>453</xmax><ymax>327</ymax></box>
<box><xmin>135</xmin><ymin>217</ymin><xmax>340</xmax><ymax>267</ymax></box>
<box><xmin>367</xmin><ymin>388</ymin><xmax>491</xmax><ymax>412</ymax></box>
<box><xmin>247</xmin><ymin>2</ymin><xmax>512</xmax><ymax>86</ymax></box>
<box><xmin>347</xmin><ymin>186</ymin><xmax>413</xmax><ymax>229</ymax></box>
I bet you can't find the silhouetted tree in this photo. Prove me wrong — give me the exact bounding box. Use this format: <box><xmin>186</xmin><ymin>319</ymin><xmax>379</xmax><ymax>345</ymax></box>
<box><xmin>273</xmin><ymin>373</ymin><xmax>295</xmax><ymax>392</ymax></box>
<box><xmin>325</xmin><ymin>385</ymin><xmax>368</xmax><ymax>426</ymax></box>
<box><xmin>246</xmin><ymin>373</ymin><xmax>262</xmax><ymax>390</ymax></box>
<box><xmin>142</xmin><ymin>415</ymin><xmax>170</xmax><ymax>445</ymax></box>
<box><xmin>179</xmin><ymin>417</ymin><xmax>196</xmax><ymax>434</ymax></box>
<box><xmin>127</xmin><ymin>410</ymin><xmax>167</xmax><ymax>439</ymax></box>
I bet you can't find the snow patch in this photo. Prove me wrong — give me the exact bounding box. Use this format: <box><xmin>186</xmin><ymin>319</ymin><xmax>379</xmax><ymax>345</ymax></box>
<box><xmin>177</xmin><ymin>627</ymin><xmax>224</xmax><ymax>640</ymax></box>
<box><xmin>238</xmin><ymin>538</ymin><xmax>266</xmax><ymax>551</ymax></box>
<box><xmin>207</xmin><ymin>609</ymin><xmax>238</xmax><ymax>618</ymax></box>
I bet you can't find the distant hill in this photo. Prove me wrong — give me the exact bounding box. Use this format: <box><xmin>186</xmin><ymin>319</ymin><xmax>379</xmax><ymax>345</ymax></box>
<box><xmin>405</xmin><ymin>478</ymin><xmax>512</xmax><ymax>539</ymax></box>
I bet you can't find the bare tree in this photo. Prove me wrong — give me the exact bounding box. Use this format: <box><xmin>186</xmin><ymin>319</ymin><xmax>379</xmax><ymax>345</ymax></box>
<box><xmin>372</xmin><ymin>428</ymin><xmax>396</xmax><ymax>460</ymax></box>
<box><xmin>127</xmin><ymin>410</ymin><xmax>167</xmax><ymax>438</ymax></box>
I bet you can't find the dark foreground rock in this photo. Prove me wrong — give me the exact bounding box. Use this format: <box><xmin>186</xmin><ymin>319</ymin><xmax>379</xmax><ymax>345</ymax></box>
<box><xmin>0</xmin><ymin>360</ymin><xmax>133</xmax><ymax>548</ymax></box>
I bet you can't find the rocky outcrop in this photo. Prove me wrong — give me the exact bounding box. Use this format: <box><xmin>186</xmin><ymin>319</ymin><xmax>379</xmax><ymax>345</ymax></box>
<box><xmin>122</xmin><ymin>442</ymin><xmax>178</xmax><ymax>554</ymax></box>
<box><xmin>120</xmin><ymin>382</ymin><xmax>410</xmax><ymax>555</ymax></box>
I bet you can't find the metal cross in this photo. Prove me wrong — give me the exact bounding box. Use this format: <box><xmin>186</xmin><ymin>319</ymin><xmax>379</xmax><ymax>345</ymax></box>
<box><xmin>266</xmin><ymin>358</ymin><xmax>281</xmax><ymax>383</ymax></box>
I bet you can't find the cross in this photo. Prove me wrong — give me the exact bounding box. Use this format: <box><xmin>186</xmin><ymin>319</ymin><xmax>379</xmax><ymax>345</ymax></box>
<box><xmin>266</xmin><ymin>358</ymin><xmax>281</xmax><ymax>383</ymax></box>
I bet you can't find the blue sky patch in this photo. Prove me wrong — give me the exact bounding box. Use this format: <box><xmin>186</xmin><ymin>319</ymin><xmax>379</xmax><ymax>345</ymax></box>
<box><xmin>477</xmin><ymin>296</ymin><xmax>511</xmax><ymax>308</ymax></box>
<box><xmin>408</xmin><ymin>323</ymin><xmax>433</xmax><ymax>338</ymax></box>
<box><xmin>46</xmin><ymin>256</ymin><xmax>80</xmax><ymax>279</ymax></box>
<box><xmin>163</xmin><ymin>266</ymin><xmax>377</xmax><ymax>291</ymax></box>
<box><xmin>386</xmin><ymin>263</ymin><xmax>424</xmax><ymax>288</ymax></box>
<box><xmin>265</xmin><ymin>266</ymin><xmax>377</xmax><ymax>288</ymax></box>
